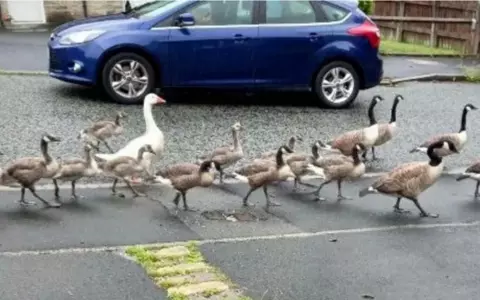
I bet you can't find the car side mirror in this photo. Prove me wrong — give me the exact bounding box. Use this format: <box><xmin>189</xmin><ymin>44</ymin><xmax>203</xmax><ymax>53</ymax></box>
<box><xmin>175</xmin><ymin>13</ymin><xmax>195</xmax><ymax>27</ymax></box>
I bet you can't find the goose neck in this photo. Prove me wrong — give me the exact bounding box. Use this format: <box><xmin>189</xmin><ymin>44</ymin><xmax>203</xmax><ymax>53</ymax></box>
<box><xmin>427</xmin><ymin>148</ymin><xmax>442</xmax><ymax>166</ymax></box>
<box><xmin>137</xmin><ymin>147</ymin><xmax>146</xmax><ymax>161</ymax></box>
<box><xmin>115</xmin><ymin>114</ymin><xmax>121</xmax><ymax>126</ymax></box>
<box><xmin>40</xmin><ymin>140</ymin><xmax>52</xmax><ymax>164</ymax></box>
<box><xmin>232</xmin><ymin>129</ymin><xmax>241</xmax><ymax>150</ymax></box>
<box><xmin>368</xmin><ymin>100</ymin><xmax>377</xmax><ymax>125</ymax></box>
<box><xmin>311</xmin><ymin>145</ymin><xmax>319</xmax><ymax>159</ymax></box>
<box><xmin>143</xmin><ymin>102</ymin><xmax>158</xmax><ymax>132</ymax></box>
<box><xmin>390</xmin><ymin>100</ymin><xmax>399</xmax><ymax>123</ymax></box>
<box><xmin>352</xmin><ymin>147</ymin><xmax>361</xmax><ymax>165</ymax></box>
<box><xmin>459</xmin><ymin>107</ymin><xmax>468</xmax><ymax>132</ymax></box>
<box><xmin>275</xmin><ymin>150</ymin><xmax>286</xmax><ymax>167</ymax></box>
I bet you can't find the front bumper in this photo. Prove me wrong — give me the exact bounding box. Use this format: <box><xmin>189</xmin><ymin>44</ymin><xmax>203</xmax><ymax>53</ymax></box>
<box><xmin>48</xmin><ymin>36</ymin><xmax>103</xmax><ymax>86</ymax></box>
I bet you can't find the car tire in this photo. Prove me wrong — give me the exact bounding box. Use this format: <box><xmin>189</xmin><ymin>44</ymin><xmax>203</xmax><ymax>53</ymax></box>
<box><xmin>313</xmin><ymin>61</ymin><xmax>360</xmax><ymax>109</ymax></box>
<box><xmin>101</xmin><ymin>52</ymin><xmax>156</xmax><ymax>105</ymax></box>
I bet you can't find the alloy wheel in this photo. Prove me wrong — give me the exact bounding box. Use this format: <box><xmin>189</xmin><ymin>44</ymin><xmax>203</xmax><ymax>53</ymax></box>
<box><xmin>108</xmin><ymin>59</ymin><xmax>149</xmax><ymax>99</ymax></box>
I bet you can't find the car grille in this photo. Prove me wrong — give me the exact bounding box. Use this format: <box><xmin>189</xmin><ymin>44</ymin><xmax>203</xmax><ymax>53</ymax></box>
<box><xmin>49</xmin><ymin>48</ymin><xmax>61</xmax><ymax>70</ymax></box>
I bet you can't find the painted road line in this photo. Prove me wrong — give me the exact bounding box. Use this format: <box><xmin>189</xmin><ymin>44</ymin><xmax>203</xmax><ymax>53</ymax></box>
<box><xmin>1</xmin><ymin>221</ymin><xmax>479</xmax><ymax>257</ymax></box>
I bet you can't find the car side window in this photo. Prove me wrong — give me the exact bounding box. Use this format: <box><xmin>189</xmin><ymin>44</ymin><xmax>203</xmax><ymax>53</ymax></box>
<box><xmin>266</xmin><ymin>0</ymin><xmax>317</xmax><ymax>24</ymax></box>
<box><xmin>319</xmin><ymin>1</ymin><xmax>349</xmax><ymax>22</ymax></box>
<box><xmin>183</xmin><ymin>0</ymin><xmax>254</xmax><ymax>26</ymax></box>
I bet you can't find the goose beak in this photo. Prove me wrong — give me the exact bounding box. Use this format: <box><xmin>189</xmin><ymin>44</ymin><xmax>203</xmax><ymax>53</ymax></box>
<box><xmin>156</xmin><ymin>96</ymin><xmax>166</xmax><ymax>104</ymax></box>
<box><xmin>150</xmin><ymin>149</ymin><xmax>157</xmax><ymax>155</ymax></box>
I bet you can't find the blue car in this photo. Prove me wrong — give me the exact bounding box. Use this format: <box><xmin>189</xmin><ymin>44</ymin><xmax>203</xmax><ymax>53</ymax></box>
<box><xmin>48</xmin><ymin>0</ymin><xmax>383</xmax><ymax>108</ymax></box>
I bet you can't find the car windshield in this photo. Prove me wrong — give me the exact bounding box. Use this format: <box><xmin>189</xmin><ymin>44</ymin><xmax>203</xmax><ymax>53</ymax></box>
<box><xmin>131</xmin><ymin>0</ymin><xmax>186</xmax><ymax>19</ymax></box>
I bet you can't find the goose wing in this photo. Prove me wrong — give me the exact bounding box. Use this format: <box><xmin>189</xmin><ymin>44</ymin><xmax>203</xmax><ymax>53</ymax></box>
<box><xmin>157</xmin><ymin>163</ymin><xmax>199</xmax><ymax>178</ymax></box>
<box><xmin>55</xmin><ymin>160</ymin><xmax>87</xmax><ymax>178</ymax></box>
<box><xmin>465</xmin><ymin>161</ymin><xmax>480</xmax><ymax>174</ymax></box>
<box><xmin>372</xmin><ymin>162</ymin><xmax>428</xmax><ymax>195</ymax></box>
<box><xmin>235</xmin><ymin>160</ymin><xmax>274</xmax><ymax>176</ymax></box>
<box><xmin>330</xmin><ymin>129</ymin><xmax>364</xmax><ymax>155</ymax></box>
<box><xmin>417</xmin><ymin>133</ymin><xmax>459</xmax><ymax>148</ymax></box>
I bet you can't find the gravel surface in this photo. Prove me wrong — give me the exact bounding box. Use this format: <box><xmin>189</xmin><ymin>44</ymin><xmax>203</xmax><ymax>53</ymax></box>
<box><xmin>1</xmin><ymin>75</ymin><xmax>480</xmax><ymax>184</ymax></box>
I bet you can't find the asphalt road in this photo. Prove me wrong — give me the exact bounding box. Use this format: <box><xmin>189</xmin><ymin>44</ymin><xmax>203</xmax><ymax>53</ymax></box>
<box><xmin>2</xmin><ymin>175</ymin><xmax>480</xmax><ymax>299</ymax></box>
<box><xmin>1</xmin><ymin>75</ymin><xmax>480</xmax><ymax>180</ymax></box>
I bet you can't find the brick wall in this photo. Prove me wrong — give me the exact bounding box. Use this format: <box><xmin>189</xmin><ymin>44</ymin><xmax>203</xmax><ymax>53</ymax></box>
<box><xmin>0</xmin><ymin>0</ymin><xmax>124</xmax><ymax>27</ymax></box>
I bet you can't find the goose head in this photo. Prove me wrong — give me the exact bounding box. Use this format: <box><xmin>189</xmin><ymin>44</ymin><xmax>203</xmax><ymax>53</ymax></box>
<box><xmin>42</xmin><ymin>134</ymin><xmax>61</xmax><ymax>143</ymax></box>
<box><xmin>464</xmin><ymin>103</ymin><xmax>478</xmax><ymax>111</ymax></box>
<box><xmin>353</xmin><ymin>143</ymin><xmax>367</xmax><ymax>154</ymax></box>
<box><xmin>231</xmin><ymin>122</ymin><xmax>243</xmax><ymax>132</ymax></box>
<box><xmin>288</xmin><ymin>135</ymin><xmax>303</xmax><ymax>148</ymax></box>
<box><xmin>145</xmin><ymin>93</ymin><xmax>166</xmax><ymax>106</ymax></box>
<box><xmin>199</xmin><ymin>160</ymin><xmax>217</xmax><ymax>174</ymax></box>
<box><xmin>371</xmin><ymin>95</ymin><xmax>384</xmax><ymax>105</ymax></box>
<box><xmin>141</xmin><ymin>144</ymin><xmax>156</xmax><ymax>155</ymax></box>
<box><xmin>394</xmin><ymin>94</ymin><xmax>403</xmax><ymax>103</ymax></box>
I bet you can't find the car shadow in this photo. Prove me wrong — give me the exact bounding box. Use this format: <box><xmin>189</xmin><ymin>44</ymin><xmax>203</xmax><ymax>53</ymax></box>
<box><xmin>53</xmin><ymin>84</ymin><xmax>350</xmax><ymax>108</ymax></box>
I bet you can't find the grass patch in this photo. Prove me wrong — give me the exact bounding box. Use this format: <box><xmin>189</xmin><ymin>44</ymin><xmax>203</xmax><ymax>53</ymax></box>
<box><xmin>168</xmin><ymin>293</ymin><xmax>189</xmax><ymax>300</ymax></box>
<box><xmin>463</xmin><ymin>66</ymin><xmax>480</xmax><ymax>82</ymax></box>
<box><xmin>201</xmin><ymin>288</ymin><xmax>223</xmax><ymax>297</ymax></box>
<box><xmin>380</xmin><ymin>39</ymin><xmax>460</xmax><ymax>56</ymax></box>
<box><xmin>0</xmin><ymin>69</ymin><xmax>49</xmax><ymax>76</ymax></box>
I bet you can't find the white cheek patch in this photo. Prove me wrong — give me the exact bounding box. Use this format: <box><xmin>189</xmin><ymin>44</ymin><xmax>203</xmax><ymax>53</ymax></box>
<box><xmin>467</xmin><ymin>106</ymin><xmax>472</xmax><ymax>111</ymax></box>
<box><xmin>43</xmin><ymin>136</ymin><xmax>51</xmax><ymax>142</ymax></box>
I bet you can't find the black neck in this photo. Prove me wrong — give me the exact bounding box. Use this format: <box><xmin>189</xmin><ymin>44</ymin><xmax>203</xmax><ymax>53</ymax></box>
<box><xmin>459</xmin><ymin>108</ymin><xmax>468</xmax><ymax>132</ymax></box>
<box><xmin>115</xmin><ymin>115</ymin><xmax>121</xmax><ymax>126</ymax></box>
<box><xmin>351</xmin><ymin>147</ymin><xmax>361</xmax><ymax>165</ymax></box>
<box><xmin>311</xmin><ymin>144</ymin><xmax>319</xmax><ymax>159</ymax></box>
<box><xmin>40</xmin><ymin>139</ymin><xmax>52</xmax><ymax>164</ymax></box>
<box><xmin>137</xmin><ymin>147</ymin><xmax>146</xmax><ymax>161</ymax></box>
<box><xmin>276</xmin><ymin>149</ymin><xmax>286</xmax><ymax>167</ymax></box>
<box><xmin>427</xmin><ymin>147</ymin><xmax>442</xmax><ymax>166</ymax></box>
<box><xmin>390</xmin><ymin>100</ymin><xmax>399</xmax><ymax>123</ymax></box>
<box><xmin>368</xmin><ymin>100</ymin><xmax>377</xmax><ymax>125</ymax></box>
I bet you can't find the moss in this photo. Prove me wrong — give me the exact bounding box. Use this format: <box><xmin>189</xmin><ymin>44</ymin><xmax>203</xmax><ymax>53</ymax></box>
<box><xmin>185</xmin><ymin>241</ymin><xmax>204</xmax><ymax>263</ymax></box>
<box><xmin>238</xmin><ymin>296</ymin><xmax>253</xmax><ymax>300</ymax></box>
<box><xmin>201</xmin><ymin>288</ymin><xmax>223</xmax><ymax>297</ymax></box>
<box><xmin>167</xmin><ymin>292</ymin><xmax>189</xmax><ymax>300</ymax></box>
<box><xmin>463</xmin><ymin>67</ymin><xmax>480</xmax><ymax>82</ymax></box>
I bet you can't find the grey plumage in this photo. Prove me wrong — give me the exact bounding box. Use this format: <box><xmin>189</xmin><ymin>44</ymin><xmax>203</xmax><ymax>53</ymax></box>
<box><xmin>78</xmin><ymin>111</ymin><xmax>127</xmax><ymax>153</ymax></box>
<box><xmin>456</xmin><ymin>161</ymin><xmax>480</xmax><ymax>197</ymax></box>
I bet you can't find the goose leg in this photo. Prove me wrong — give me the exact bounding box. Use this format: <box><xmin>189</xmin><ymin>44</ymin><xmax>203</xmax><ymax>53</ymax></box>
<box><xmin>371</xmin><ymin>147</ymin><xmax>379</xmax><ymax>160</ymax></box>
<box><xmin>181</xmin><ymin>191</ymin><xmax>198</xmax><ymax>212</ymax></box>
<box><xmin>124</xmin><ymin>179</ymin><xmax>146</xmax><ymax>198</ymax></box>
<box><xmin>410</xmin><ymin>198</ymin><xmax>438</xmax><ymax>218</ymax></box>
<box><xmin>314</xmin><ymin>179</ymin><xmax>332</xmax><ymax>201</ymax></box>
<box><xmin>362</xmin><ymin>150</ymin><xmax>368</xmax><ymax>162</ymax></box>
<box><xmin>70</xmin><ymin>180</ymin><xmax>82</xmax><ymax>200</ymax></box>
<box><xmin>475</xmin><ymin>181</ymin><xmax>480</xmax><ymax>198</ymax></box>
<box><xmin>336</xmin><ymin>180</ymin><xmax>352</xmax><ymax>201</ymax></box>
<box><xmin>218</xmin><ymin>167</ymin><xmax>224</xmax><ymax>184</ymax></box>
<box><xmin>242</xmin><ymin>187</ymin><xmax>257</xmax><ymax>207</ymax></box>
<box><xmin>263</xmin><ymin>185</ymin><xmax>281</xmax><ymax>210</ymax></box>
<box><xmin>293</xmin><ymin>176</ymin><xmax>317</xmax><ymax>192</ymax></box>
<box><xmin>393</xmin><ymin>197</ymin><xmax>411</xmax><ymax>214</ymax></box>
<box><xmin>52</xmin><ymin>179</ymin><xmax>61</xmax><ymax>202</ymax></box>
<box><xmin>18</xmin><ymin>186</ymin><xmax>36</xmax><ymax>206</ymax></box>
<box><xmin>111</xmin><ymin>179</ymin><xmax>124</xmax><ymax>197</ymax></box>
<box><xmin>29</xmin><ymin>186</ymin><xmax>61</xmax><ymax>208</ymax></box>
<box><xmin>102</xmin><ymin>141</ymin><xmax>114</xmax><ymax>153</ymax></box>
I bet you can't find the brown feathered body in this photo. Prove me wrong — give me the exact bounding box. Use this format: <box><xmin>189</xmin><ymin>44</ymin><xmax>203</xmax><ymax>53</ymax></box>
<box><xmin>374</xmin><ymin>122</ymin><xmax>396</xmax><ymax>146</ymax></box>
<box><xmin>170</xmin><ymin>170</ymin><xmax>216</xmax><ymax>192</ymax></box>
<box><xmin>53</xmin><ymin>146</ymin><xmax>100</xmax><ymax>181</ymax></box>
<box><xmin>369</xmin><ymin>161</ymin><xmax>443</xmax><ymax>199</ymax></box>
<box><xmin>157</xmin><ymin>163</ymin><xmax>200</xmax><ymax>178</ymax></box>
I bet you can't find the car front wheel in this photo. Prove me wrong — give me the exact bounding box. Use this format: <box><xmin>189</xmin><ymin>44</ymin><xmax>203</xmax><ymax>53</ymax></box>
<box><xmin>313</xmin><ymin>61</ymin><xmax>360</xmax><ymax>109</ymax></box>
<box><xmin>101</xmin><ymin>52</ymin><xmax>155</xmax><ymax>105</ymax></box>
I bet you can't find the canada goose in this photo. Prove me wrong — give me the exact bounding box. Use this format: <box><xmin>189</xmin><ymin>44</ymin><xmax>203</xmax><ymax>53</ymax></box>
<box><xmin>52</xmin><ymin>143</ymin><xmax>101</xmax><ymax>200</ymax></box>
<box><xmin>410</xmin><ymin>103</ymin><xmax>477</xmax><ymax>156</ymax></box>
<box><xmin>234</xmin><ymin>145</ymin><xmax>295</xmax><ymax>210</ymax></box>
<box><xmin>456</xmin><ymin>161</ymin><xmax>480</xmax><ymax>198</ymax></box>
<box><xmin>314</xmin><ymin>143</ymin><xmax>366</xmax><ymax>201</ymax></box>
<box><xmin>3</xmin><ymin>134</ymin><xmax>62</xmax><ymax>207</ymax></box>
<box><xmin>155</xmin><ymin>160</ymin><xmax>220</xmax><ymax>212</ymax></box>
<box><xmin>101</xmin><ymin>144</ymin><xmax>156</xmax><ymax>198</ymax></box>
<box><xmin>78</xmin><ymin>111</ymin><xmax>128</xmax><ymax>153</ymax></box>
<box><xmin>367</xmin><ymin>94</ymin><xmax>403</xmax><ymax>160</ymax></box>
<box><xmin>319</xmin><ymin>95</ymin><xmax>384</xmax><ymax>159</ymax></box>
<box><xmin>359</xmin><ymin>140</ymin><xmax>458</xmax><ymax>218</ymax></box>
<box><xmin>259</xmin><ymin>135</ymin><xmax>302</xmax><ymax>159</ymax></box>
<box><xmin>198</xmin><ymin>122</ymin><xmax>244</xmax><ymax>184</ymax></box>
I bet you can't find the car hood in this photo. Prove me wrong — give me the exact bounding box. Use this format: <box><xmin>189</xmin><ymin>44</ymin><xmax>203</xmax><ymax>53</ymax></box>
<box><xmin>52</xmin><ymin>14</ymin><xmax>142</xmax><ymax>36</ymax></box>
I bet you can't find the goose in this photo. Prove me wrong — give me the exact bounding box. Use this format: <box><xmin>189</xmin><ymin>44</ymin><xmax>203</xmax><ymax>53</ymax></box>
<box><xmin>154</xmin><ymin>160</ymin><xmax>219</xmax><ymax>212</ymax></box>
<box><xmin>52</xmin><ymin>143</ymin><xmax>101</xmax><ymax>200</ymax></box>
<box><xmin>366</xmin><ymin>94</ymin><xmax>403</xmax><ymax>160</ymax></box>
<box><xmin>455</xmin><ymin>161</ymin><xmax>480</xmax><ymax>198</ymax></box>
<box><xmin>78</xmin><ymin>111</ymin><xmax>128</xmax><ymax>153</ymax></box>
<box><xmin>95</xmin><ymin>93</ymin><xmax>166</xmax><ymax>182</ymax></box>
<box><xmin>319</xmin><ymin>95</ymin><xmax>384</xmax><ymax>160</ymax></box>
<box><xmin>233</xmin><ymin>145</ymin><xmax>295</xmax><ymax>210</ymax></box>
<box><xmin>259</xmin><ymin>135</ymin><xmax>302</xmax><ymax>160</ymax></box>
<box><xmin>101</xmin><ymin>144</ymin><xmax>156</xmax><ymax>198</ymax></box>
<box><xmin>198</xmin><ymin>122</ymin><xmax>243</xmax><ymax>184</ymax></box>
<box><xmin>410</xmin><ymin>103</ymin><xmax>477</xmax><ymax>156</ymax></box>
<box><xmin>2</xmin><ymin>134</ymin><xmax>62</xmax><ymax>207</ymax></box>
<box><xmin>359</xmin><ymin>140</ymin><xmax>458</xmax><ymax>218</ymax></box>
<box><xmin>313</xmin><ymin>143</ymin><xmax>366</xmax><ymax>201</ymax></box>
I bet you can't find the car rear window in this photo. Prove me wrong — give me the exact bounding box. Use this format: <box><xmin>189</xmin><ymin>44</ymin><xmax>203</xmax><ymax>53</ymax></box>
<box><xmin>320</xmin><ymin>1</ymin><xmax>349</xmax><ymax>22</ymax></box>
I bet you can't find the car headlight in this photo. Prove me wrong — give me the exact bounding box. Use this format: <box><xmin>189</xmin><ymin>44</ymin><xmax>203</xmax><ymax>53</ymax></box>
<box><xmin>58</xmin><ymin>30</ymin><xmax>105</xmax><ymax>45</ymax></box>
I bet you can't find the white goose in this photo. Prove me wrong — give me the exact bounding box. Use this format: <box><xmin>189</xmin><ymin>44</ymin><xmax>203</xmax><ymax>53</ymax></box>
<box><xmin>95</xmin><ymin>93</ymin><xmax>166</xmax><ymax>182</ymax></box>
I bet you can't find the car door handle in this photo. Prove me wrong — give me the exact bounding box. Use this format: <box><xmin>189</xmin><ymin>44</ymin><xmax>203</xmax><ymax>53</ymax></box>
<box><xmin>234</xmin><ymin>34</ymin><xmax>249</xmax><ymax>43</ymax></box>
<box><xmin>309</xmin><ymin>32</ymin><xmax>318</xmax><ymax>42</ymax></box>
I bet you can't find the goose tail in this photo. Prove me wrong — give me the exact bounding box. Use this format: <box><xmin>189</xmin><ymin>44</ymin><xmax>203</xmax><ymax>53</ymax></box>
<box><xmin>152</xmin><ymin>175</ymin><xmax>172</xmax><ymax>185</ymax></box>
<box><xmin>456</xmin><ymin>174</ymin><xmax>470</xmax><ymax>182</ymax></box>
<box><xmin>230</xmin><ymin>172</ymin><xmax>249</xmax><ymax>183</ymax></box>
<box><xmin>306</xmin><ymin>164</ymin><xmax>326</xmax><ymax>179</ymax></box>
<box><xmin>95</xmin><ymin>153</ymin><xmax>115</xmax><ymax>161</ymax></box>
<box><xmin>409</xmin><ymin>146</ymin><xmax>427</xmax><ymax>154</ymax></box>
<box><xmin>359</xmin><ymin>186</ymin><xmax>378</xmax><ymax>198</ymax></box>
